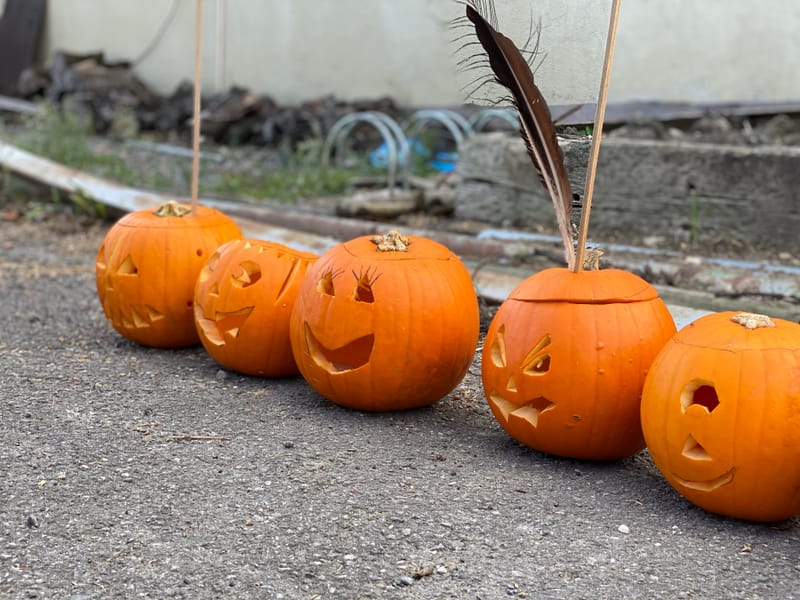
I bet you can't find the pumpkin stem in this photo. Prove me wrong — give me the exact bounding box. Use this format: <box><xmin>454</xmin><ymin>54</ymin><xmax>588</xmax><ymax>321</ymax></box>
<box><xmin>730</xmin><ymin>312</ymin><xmax>776</xmax><ymax>330</ymax></box>
<box><xmin>371</xmin><ymin>230</ymin><xmax>411</xmax><ymax>252</ymax></box>
<box><xmin>154</xmin><ymin>200</ymin><xmax>193</xmax><ymax>217</ymax></box>
<box><xmin>582</xmin><ymin>248</ymin><xmax>604</xmax><ymax>271</ymax></box>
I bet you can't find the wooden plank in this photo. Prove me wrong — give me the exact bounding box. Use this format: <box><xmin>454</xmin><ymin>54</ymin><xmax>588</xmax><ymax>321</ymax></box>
<box><xmin>0</xmin><ymin>0</ymin><xmax>46</xmax><ymax>95</ymax></box>
<box><xmin>0</xmin><ymin>94</ymin><xmax>36</xmax><ymax>114</ymax></box>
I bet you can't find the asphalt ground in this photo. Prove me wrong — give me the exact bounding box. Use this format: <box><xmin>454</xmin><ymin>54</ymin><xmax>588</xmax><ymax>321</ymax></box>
<box><xmin>1</xmin><ymin>208</ymin><xmax>798</xmax><ymax>599</ymax></box>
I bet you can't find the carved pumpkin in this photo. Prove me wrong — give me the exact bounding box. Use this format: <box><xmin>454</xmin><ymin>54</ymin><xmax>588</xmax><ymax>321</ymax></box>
<box><xmin>289</xmin><ymin>231</ymin><xmax>480</xmax><ymax>411</ymax></box>
<box><xmin>482</xmin><ymin>267</ymin><xmax>676</xmax><ymax>460</ymax></box>
<box><xmin>641</xmin><ymin>311</ymin><xmax>800</xmax><ymax>521</ymax></box>
<box><xmin>193</xmin><ymin>238</ymin><xmax>317</xmax><ymax>376</ymax></box>
<box><xmin>95</xmin><ymin>201</ymin><xmax>242</xmax><ymax>348</ymax></box>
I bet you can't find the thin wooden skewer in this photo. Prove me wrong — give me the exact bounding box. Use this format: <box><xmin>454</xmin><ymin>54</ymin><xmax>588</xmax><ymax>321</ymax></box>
<box><xmin>573</xmin><ymin>0</ymin><xmax>622</xmax><ymax>272</ymax></box>
<box><xmin>190</xmin><ymin>0</ymin><xmax>203</xmax><ymax>213</ymax></box>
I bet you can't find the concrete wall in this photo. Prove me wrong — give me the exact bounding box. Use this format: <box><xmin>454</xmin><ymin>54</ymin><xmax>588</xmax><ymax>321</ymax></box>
<box><xmin>612</xmin><ymin>0</ymin><xmax>800</xmax><ymax>104</ymax></box>
<box><xmin>26</xmin><ymin>0</ymin><xmax>800</xmax><ymax>106</ymax></box>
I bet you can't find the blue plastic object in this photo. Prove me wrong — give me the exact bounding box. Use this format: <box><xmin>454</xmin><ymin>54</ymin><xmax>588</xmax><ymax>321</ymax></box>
<box><xmin>369</xmin><ymin>138</ymin><xmax>457</xmax><ymax>173</ymax></box>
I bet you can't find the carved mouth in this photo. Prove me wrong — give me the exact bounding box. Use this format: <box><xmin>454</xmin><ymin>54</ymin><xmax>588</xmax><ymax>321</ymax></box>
<box><xmin>304</xmin><ymin>323</ymin><xmax>374</xmax><ymax>373</ymax></box>
<box><xmin>196</xmin><ymin>306</ymin><xmax>254</xmax><ymax>346</ymax></box>
<box><xmin>488</xmin><ymin>393</ymin><xmax>555</xmax><ymax>427</ymax></box>
<box><xmin>673</xmin><ymin>467</ymin><xmax>736</xmax><ymax>491</ymax></box>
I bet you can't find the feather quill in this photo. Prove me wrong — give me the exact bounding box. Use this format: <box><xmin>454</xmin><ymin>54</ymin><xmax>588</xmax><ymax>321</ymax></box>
<box><xmin>465</xmin><ymin>3</ymin><xmax>575</xmax><ymax>268</ymax></box>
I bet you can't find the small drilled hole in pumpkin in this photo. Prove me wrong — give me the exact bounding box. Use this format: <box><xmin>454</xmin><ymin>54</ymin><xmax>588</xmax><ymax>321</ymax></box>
<box><xmin>681</xmin><ymin>435</ymin><xmax>711</xmax><ymax>461</ymax></box>
<box><xmin>196</xmin><ymin>249</ymin><xmax>203</xmax><ymax>257</ymax></box>
<box><xmin>352</xmin><ymin>267</ymin><xmax>380</xmax><ymax>303</ymax></box>
<box><xmin>681</xmin><ymin>381</ymin><xmax>719</xmax><ymax>413</ymax></box>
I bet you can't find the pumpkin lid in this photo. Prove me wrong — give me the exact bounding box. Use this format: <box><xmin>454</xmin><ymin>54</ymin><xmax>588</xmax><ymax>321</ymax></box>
<box><xmin>509</xmin><ymin>268</ymin><xmax>660</xmax><ymax>303</ymax></box>
<box><xmin>675</xmin><ymin>311</ymin><xmax>800</xmax><ymax>351</ymax></box>
<box><xmin>341</xmin><ymin>232</ymin><xmax>456</xmax><ymax>261</ymax></box>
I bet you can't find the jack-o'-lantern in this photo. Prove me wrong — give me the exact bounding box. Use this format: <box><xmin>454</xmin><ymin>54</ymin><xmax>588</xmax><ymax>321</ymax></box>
<box><xmin>194</xmin><ymin>238</ymin><xmax>317</xmax><ymax>376</ymax></box>
<box><xmin>289</xmin><ymin>231</ymin><xmax>480</xmax><ymax>411</ymax></box>
<box><xmin>641</xmin><ymin>311</ymin><xmax>800</xmax><ymax>521</ymax></box>
<box><xmin>482</xmin><ymin>267</ymin><xmax>676</xmax><ymax>460</ymax></box>
<box><xmin>96</xmin><ymin>201</ymin><xmax>242</xmax><ymax>348</ymax></box>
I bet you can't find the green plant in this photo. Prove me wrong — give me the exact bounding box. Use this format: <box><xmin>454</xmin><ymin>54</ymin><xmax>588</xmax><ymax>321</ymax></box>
<box><xmin>686</xmin><ymin>188</ymin><xmax>710</xmax><ymax>244</ymax></box>
<box><xmin>5</xmin><ymin>103</ymin><xmax>414</xmax><ymax>207</ymax></box>
<box><xmin>70</xmin><ymin>188</ymin><xmax>108</xmax><ymax>219</ymax></box>
<box><xmin>202</xmin><ymin>166</ymin><xmax>353</xmax><ymax>202</ymax></box>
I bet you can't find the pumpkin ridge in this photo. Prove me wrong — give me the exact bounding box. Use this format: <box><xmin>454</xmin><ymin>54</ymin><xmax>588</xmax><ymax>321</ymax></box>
<box><xmin>672</xmin><ymin>340</ymin><xmax>797</xmax><ymax>353</ymax></box>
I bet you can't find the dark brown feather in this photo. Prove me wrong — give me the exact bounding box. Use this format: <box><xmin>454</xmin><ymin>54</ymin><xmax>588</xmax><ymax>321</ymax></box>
<box><xmin>465</xmin><ymin>4</ymin><xmax>575</xmax><ymax>268</ymax></box>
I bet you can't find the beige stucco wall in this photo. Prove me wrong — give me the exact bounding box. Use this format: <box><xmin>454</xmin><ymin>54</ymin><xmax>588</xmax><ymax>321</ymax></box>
<box><xmin>30</xmin><ymin>0</ymin><xmax>800</xmax><ymax>106</ymax></box>
<box><xmin>612</xmin><ymin>0</ymin><xmax>800</xmax><ymax>104</ymax></box>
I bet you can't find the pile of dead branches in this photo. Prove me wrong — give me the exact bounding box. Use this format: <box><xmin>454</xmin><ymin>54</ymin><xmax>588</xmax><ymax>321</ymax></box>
<box><xmin>15</xmin><ymin>51</ymin><xmax>402</xmax><ymax>148</ymax></box>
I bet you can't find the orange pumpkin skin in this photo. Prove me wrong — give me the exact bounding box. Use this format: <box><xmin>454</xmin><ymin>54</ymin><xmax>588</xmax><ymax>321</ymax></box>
<box><xmin>194</xmin><ymin>239</ymin><xmax>317</xmax><ymax>377</ymax></box>
<box><xmin>289</xmin><ymin>233</ymin><xmax>480</xmax><ymax>411</ymax></box>
<box><xmin>95</xmin><ymin>202</ymin><xmax>242</xmax><ymax>348</ymax></box>
<box><xmin>482</xmin><ymin>268</ymin><xmax>676</xmax><ymax>460</ymax></box>
<box><xmin>641</xmin><ymin>311</ymin><xmax>800</xmax><ymax>522</ymax></box>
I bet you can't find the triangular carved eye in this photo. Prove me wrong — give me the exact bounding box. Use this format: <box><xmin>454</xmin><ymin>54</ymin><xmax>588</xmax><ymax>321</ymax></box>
<box><xmin>490</xmin><ymin>325</ymin><xmax>507</xmax><ymax>368</ymax></box>
<box><xmin>521</xmin><ymin>334</ymin><xmax>551</xmax><ymax>375</ymax></box>
<box><xmin>352</xmin><ymin>267</ymin><xmax>380</xmax><ymax>303</ymax></box>
<box><xmin>682</xmin><ymin>435</ymin><xmax>711</xmax><ymax>461</ymax></box>
<box><xmin>317</xmin><ymin>270</ymin><xmax>337</xmax><ymax>296</ymax></box>
<box><xmin>118</xmin><ymin>255</ymin><xmax>138</xmax><ymax>275</ymax></box>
